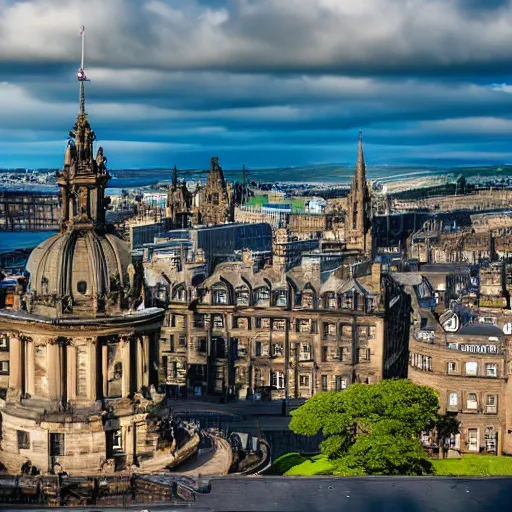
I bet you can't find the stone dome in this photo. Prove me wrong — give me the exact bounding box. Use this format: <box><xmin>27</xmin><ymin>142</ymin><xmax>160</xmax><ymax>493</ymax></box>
<box><xmin>26</xmin><ymin>229</ymin><xmax>131</xmax><ymax>310</ymax></box>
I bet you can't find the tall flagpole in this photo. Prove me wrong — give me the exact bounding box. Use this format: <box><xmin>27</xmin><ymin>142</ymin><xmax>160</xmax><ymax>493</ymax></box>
<box><xmin>79</xmin><ymin>25</ymin><xmax>85</xmax><ymax>114</ymax></box>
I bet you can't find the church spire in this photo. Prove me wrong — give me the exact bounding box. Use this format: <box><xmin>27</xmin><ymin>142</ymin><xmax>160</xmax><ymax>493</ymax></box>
<box><xmin>172</xmin><ymin>164</ymin><xmax>178</xmax><ymax>189</ymax></box>
<box><xmin>356</xmin><ymin>130</ymin><xmax>366</xmax><ymax>184</ymax></box>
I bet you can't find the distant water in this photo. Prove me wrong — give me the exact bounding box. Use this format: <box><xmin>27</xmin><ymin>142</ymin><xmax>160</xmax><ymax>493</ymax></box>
<box><xmin>0</xmin><ymin>231</ymin><xmax>56</xmax><ymax>253</ymax></box>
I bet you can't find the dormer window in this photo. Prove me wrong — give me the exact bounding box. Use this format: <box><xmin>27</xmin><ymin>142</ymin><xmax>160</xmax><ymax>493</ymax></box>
<box><xmin>275</xmin><ymin>290</ymin><xmax>288</xmax><ymax>307</ymax></box>
<box><xmin>212</xmin><ymin>287</ymin><xmax>228</xmax><ymax>305</ymax></box>
<box><xmin>254</xmin><ymin>287</ymin><xmax>270</xmax><ymax>305</ymax></box>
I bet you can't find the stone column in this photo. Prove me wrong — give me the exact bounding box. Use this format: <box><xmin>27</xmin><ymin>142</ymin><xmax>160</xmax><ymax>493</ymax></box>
<box><xmin>9</xmin><ymin>336</ymin><xmax>22</xmax><ymax>390</ymax></box>
<box><xmin>102</xmin><ymin>344</ymin><xmax>108</xmax><ymax>398</ymax></box>
<box><xmin>26</xmin><ymin>340</ymin><xmax>35</xmax><ymax>396</ymax></box>
<box><xmin>136</xmin><ymin>338</ymin><xmax>143</xmax><ymax>391</ymax></box>
<box><xmin>89</xmin><ymin>341</ymin><xmax>97</xmax><ymax>401</ymax></box>
<box><xmin>67</xmin><ymin>345</ymin><xmax>77</xmax><ymax>400</ymax></box>
<box><xmin>142</xmin><ymin>335</ymin><xmax>150</xmax><ymax>388</ymax></box>
<box><xmin>47</xmin><ymin>342</ymin><xmax>61</xmax><ymax>401</ymax></box>
<box><xmin>121</xmin><ymin>337</ymin><xmax>131</xmax><ymax>397</ymax></box>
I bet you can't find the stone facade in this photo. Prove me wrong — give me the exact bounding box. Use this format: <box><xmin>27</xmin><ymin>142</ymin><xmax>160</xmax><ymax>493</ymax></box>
<box><xmin>146</xmin><ymin>258</ymin><xmax>411</xmax><ymax>401</ymax></box>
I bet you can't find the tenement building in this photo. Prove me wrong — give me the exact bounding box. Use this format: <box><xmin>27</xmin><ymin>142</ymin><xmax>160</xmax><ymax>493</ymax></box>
<box><xmin>0</xmin><ymin>57</ymin><xmax>171</xmax><ymax>475</ymax></box>
<box><xmin>395</xmin><ymin>271</ymin><xmax>512</xmax><ymax>455</ymax></box>
<box><xmin>146</xmin><ymin>252</ymin><xmax>411</xmax><ymax>401</ymax></box>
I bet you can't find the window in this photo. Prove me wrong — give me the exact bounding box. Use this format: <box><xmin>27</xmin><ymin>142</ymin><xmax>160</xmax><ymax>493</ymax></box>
<box><xmin>468</xmin><ymin>429</ymin><xmax>478</xmax><ymax>451</ymax></box>
<box><xmin>486</xmin><ymin>395</ymin><xmax>497</xmax><ymax>414</ymax></box>
<box><xmin>368</xmin><ymin>326</ymin><xmax>376</xmax><ymax>339</ymax></box>
<box><xmin>323</xmin><ymin>323</ymin><xmax>336</xmax><ymax>338</ymax></box>
<box><xmin>254</xmin><ymin>368</ymin><xmax>263</xmax><ymax>386</ymax></box>
<box><xmin>169</xmin><ymin>335</ymin><xmax>175</xmax><ymax>353</ymax></box>
<box><xmin>236</xmin><ymin>291</ymin><xmax>249</xmax><ymax>306</ymax></box>
<box><xmin>275</xmin><ymin>290</ymin><xmax>288</xmax><ymax>307</ymax></box>
<box><xmin>341</xmin><ymin>293</ymin><xmax>353</xmax><ymax>309</ymax></box>
<box><xmin>179</xmin><ymin>336</ymin><xmax>186</xmax><ymax>347</ymax></box>
<box><xmin>300</xmin><ymin>344</ymin><xmax>311</xmax><ymax>361</ymax></box>
<box><xmin>448</xmin><ymin>392</ymin><xmax>458</xmax><ymax>408</ymax></box>
<box><xmin>466</xmin><ymin>393</ymin><xmax>478</xmax><ymax>410</ymax></box>
<box><xmin>311</xmin><ymin>321</ymin><xmax>318</xmax><ymax>334</ymax></box>
<box><xmin>17</xmin><ymin>430</ymin><xmax>30</xmax><ymax>450</ymax></box>
<box><xmin>198</xmin><ymin>338</ymin><xmax>207</xmax><ymax>353</ymax></box>
<box><xmin>299</xmin><ymin>375</ymin><xmax>310</xmax><ymax>387</ymax></box>
<box><xmin>321</xmin><ymin>375</ymin><xmax>328</xmax><ymax>391</ymax></box>
<box><xmin>255</xmin><ymin>342</ymin><xmax>262</xmax><ymax>357</ymax></box>
<box><xmin>485</xmin><ymin>364</ymin><xmax>497</xmax><ymax>377</ymax></box>
<box><xmin>41</xmin><ymin>277</ymin><xmax>49</xmax><ymax>295</ymax></box>
<box><xmin>359</xmin><ymin>348</ymin><xmax>371</xmax><ymax>363</ymax></box>
<box><xmin>113</xmin><ymin>430</ymin><xmax>122</xmax><ymax>450</ymax></box>
<box><xmin>335</xmin><ymin>376</ymin><xmax>347</xmax><ymax>391</ymax></box>
<box><xmin>421</xmin><ymin>355</ymin><xmax>431</xmax><ymax>371</ymax></box>
<box><xmin>0</xmin><ymin>334</ymin><xmax>8</xmax><ymax>351</ymax></box>
<box><xmin>0</xmin><ymin>361</ymin><xmax>9</xmax><ymax>375</ymax></box>
<box><xmin>77</xmin><ymin>281</ymin><xmax>87</xmax><ymax>294</ymax></box>
<box><xmin>341</xmin><ymin>325</ymin><xmax>352</xmax><ymax>337</ymax></box>
<box><xmin>212</xmin><ymin>315</ymin><xmax>224</xmax><ymax>329</ymax></box>
<box><xmin>336</xmin><ymin>347</ymin><xmax>347</xmax><ymax>362</ymax></box>
<box><xmin>326</xmin><ymin>293</ymin><xmax>337</xmax><ymax>309</ymax></box>
<box><xmin>254</xmin><ymin>287</ymin><xmax>270</xmax><ymax>304</ymax></box>
<box><xmin>270</xmin><ymin>371</ymin><xmax>285</xmax><ymax>389</ymax></box>
<box><xmin>113</xmin><ymin>362</ymin><xmax>122</xmax><ymax>380</ymax></box>
<box><xmin>465</xmin><ymin>361</ymin><xmax>478</xmax><ymax>376</ymax></box>
<box><xmin>447</xmin><ymin>362</ymin><xmax>457</xmax><ymax>374</ymax></box>
<box><xmin>273</xmin><ymin>319</ymin><xmax>286</xmax><ymax>331</ymax></box>
<box><xmin>49</xmin><ymin>433</ymin><xmax>65</xmax><ymax>457</ymax></box>
<box><xmin>321</xmin><ymin>346</ymin><xmax>328</xmax><ymax>362</ymax></box>
<box><xmin>213</xmin><ymin>288</ymin><xmax>228</xmax><ymax>305</ymax></box>
<box><xmin>358</xmin><ymin>326</ymin><xmax>368</xmax><ymax>338</ymax></box>
<box><xmin>271</xmin><ymin>343</ymin><xmax>283</xmax><ymax>357</ymax></box>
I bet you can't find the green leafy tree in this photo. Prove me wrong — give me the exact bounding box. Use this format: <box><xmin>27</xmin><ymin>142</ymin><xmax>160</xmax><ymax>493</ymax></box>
<box><xmin>289</xmin><ymin>379</ymin><xmax>440</xmax><ymax>475</ymax></box>
<box><xmin>436</xmin><ymin>413</ymin><xmax>460</xmax><ymax>456</ymax></box>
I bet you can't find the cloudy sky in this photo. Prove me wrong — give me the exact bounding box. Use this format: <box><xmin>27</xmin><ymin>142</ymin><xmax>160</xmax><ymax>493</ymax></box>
<box><xmin>2</xmin><ymin>0</ymin><xmax>512</xmax><ymax>169</ymax></box>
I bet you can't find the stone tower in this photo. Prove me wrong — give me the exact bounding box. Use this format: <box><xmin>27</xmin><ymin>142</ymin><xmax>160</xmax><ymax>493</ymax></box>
<box><xmin>345</xmin><ymin>132</ymin><xmax>373</xmax><ymax>257</ymax></box>
<box><xmin>167</xmin><ymin>165</ymin><xmax>192</xmax><ymax>228</ymax></box>
<box><xmin>0</xmin><ymin>27</ymin><xmax>167</xmax><ymax>476</ymax></box>
<box><xmin>198</xmin><ymin>157</ymin><xmax>233</xmax><ymax>225</ymax></box>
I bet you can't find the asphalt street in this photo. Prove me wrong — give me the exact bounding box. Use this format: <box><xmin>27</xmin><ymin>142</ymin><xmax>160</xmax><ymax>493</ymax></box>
<box><xmin>5</xmin><ymin>476</ymin><xmax>512</xmax><ymax>512</ymax></box>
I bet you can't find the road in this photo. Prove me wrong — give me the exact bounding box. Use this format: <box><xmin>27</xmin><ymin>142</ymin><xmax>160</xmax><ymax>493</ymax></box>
<box><xmin>5</xmin><ymin>476</ymin><xmax>512</xmax><ymax>512</ymax></box>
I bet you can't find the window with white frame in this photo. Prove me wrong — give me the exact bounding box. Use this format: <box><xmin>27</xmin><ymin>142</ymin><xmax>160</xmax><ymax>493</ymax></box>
<box><xmin>448</xmin><ymin>392</ymin><xmax>458</xmax><ymax>408</ymax></box>
<box><xmin>486</xmin><ymin>394</ymin><xmax>497</xmax><ymax>414</ymax></box>
<box><xmin>447</xmin><ymin>362</ymin><xmax>457</xmax><ymax>373</ymax></box>
<box><xmin>359</xmin><ymin>348</ymin><xmax>371</xmax><ymax>362</ymax></box>
<box><xmin>485</xmin><ymin>363</ymin><xmax>497</xmax><ymax>377</ymax></box>
<box><xmin>270</xmin><ymin>371</ymin><xmax>285</xmax><ymax>389</ymax></box>
<box><xmin>273</xmin><ymin>319</ymin><xmax>286</xmax><ymax>331</ymax></box>
<box><xmin>466</xmin><ymin>393</ymin><xmax>478</xmax><ymax>410</ymax></box>
<box><xmin>465</xmin><ymin>361</ymin><xmax>478</xmax><ymax>376</ymax></box>
<box><xmin>335</xmin><ymin>376</ymin><xmax>348</xmax><ymax>390</ymax></box>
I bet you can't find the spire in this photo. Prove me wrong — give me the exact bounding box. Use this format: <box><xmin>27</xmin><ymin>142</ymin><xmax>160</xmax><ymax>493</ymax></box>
<box><xmin>77</xmin><ymin>25</ymin><xmax>89</xmax><ymax>114</ymax></box>
<box><xmin>356</xmin><ymin>130</ymin><xmax>365</xmax><ymax>182</ymax></box>
<box><xmin>172</xmin><ymin>164</ymin><xmax>178</xmax><ymax>189</ymax></box>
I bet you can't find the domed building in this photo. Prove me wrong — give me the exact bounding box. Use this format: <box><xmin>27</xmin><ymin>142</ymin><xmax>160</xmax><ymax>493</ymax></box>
<box><xmin>0</xmin><ymin>38</ymin><xmax>169</xmax><ymax>475</ymax></box>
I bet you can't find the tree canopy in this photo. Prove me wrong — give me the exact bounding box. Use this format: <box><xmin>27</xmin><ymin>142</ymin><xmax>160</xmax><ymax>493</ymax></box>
<box><xmin>289</xmin><ymin>379</ymin><xmax>440</xmax><ymax>475</ymax></box>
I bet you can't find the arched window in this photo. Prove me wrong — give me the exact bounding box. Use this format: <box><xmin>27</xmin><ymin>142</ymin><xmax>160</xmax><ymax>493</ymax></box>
<box><xmin>77</xmin><ymin>281</ymin><xmax>87</xmax><ymax>294</ymax></box>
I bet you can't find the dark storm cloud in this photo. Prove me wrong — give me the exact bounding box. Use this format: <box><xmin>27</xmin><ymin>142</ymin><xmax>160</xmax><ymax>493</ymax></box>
<box><xmin>1</xmin><ymin>0</ymin><xmax>512</xmax><ymax>168</ymax></box>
